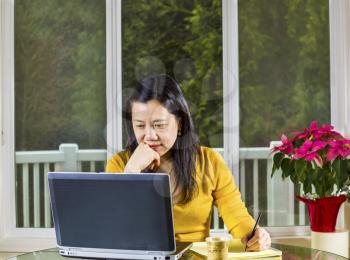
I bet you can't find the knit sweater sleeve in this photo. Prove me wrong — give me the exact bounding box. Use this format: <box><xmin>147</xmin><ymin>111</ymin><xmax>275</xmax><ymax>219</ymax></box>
<box><xmin>209</xmin><ymin>149</ymin><xmax>255</xmax><ymax>238</ymax></box>
<box><xmin>105</xmin><ymin>151</ymin><xmax>129</xmax><ymax>173</ymax></box>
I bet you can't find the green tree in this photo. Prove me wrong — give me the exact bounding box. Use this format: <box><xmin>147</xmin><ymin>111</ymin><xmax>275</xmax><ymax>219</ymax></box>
<box><xmin>15</xmin><ymin>0</ymin><xmax>106</xmax><ymax>150</ymax></box>
<box><xmin>122</xmin><ymin>0</ymin><xmax>223</xmax><ymax>147</ymax></box>
<box><xmin>238</xmin><ymin>0</ymin><xmax>330</xmax><ymax>147</ymax></box>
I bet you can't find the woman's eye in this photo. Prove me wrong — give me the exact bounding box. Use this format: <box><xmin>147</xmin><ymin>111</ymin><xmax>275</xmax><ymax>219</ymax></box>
<box><xmin>154</xmin><ymin>124</ymin><xmax>166</xmax><ymax>129</ymax></box>
<box><xmin>135</xmin><ymin>125</ymin><xmax>145</xmax><ymax>128</ymax></box>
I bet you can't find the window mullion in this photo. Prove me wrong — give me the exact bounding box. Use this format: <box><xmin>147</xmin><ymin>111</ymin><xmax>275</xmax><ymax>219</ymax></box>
<box><xmin>329</xmin><ymin>0</ymin><xmax>350</xmax><ymax>232</ymax></box>
<box><xmin>330</xmin><ymin>0</ymin><xmax>350</xmax><ymax>135</ymax></box>
<box><xmin>106</xmin><ymin>0</ymin><xmax>123</xmax><ymax>157</ymax></box>
<box><xmin>222</xmin><ymin>0</ymin><xmax>239</xmax><ymax>183</ymax></box>
<box><xmin>0</xmin><ymin>0</ymin><xmax>16</xmax><ymax>245</ymax></box>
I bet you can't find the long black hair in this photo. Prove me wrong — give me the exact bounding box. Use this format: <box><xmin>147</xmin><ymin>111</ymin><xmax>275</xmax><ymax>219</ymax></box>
<box><xmin>124</xmin><ymin>74</ymin><xmax>200</xmax><ymax>204</ymax></box>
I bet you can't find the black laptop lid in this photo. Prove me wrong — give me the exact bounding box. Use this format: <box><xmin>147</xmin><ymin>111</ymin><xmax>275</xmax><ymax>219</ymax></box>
<box><xmin>48</xmin><ymin>172</ymin><xmax>175</xmax><ymax>252</ymax></box>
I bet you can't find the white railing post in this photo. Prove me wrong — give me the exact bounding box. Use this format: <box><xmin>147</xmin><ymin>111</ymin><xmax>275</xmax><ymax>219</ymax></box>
<box><xmin>239</xmin><ymin>159</ymin><xmax>246</xmax><ymax>201</ymax></box>
<box><xmin>22</xmin><ymin>163</ymin><xmax>29</xmax><ymax>228</ymax></box>
<box><xmin>33</xmin><ymin>163</ymin><xmax>40</xmax><ymax>227</ymax></box>
<box><xmin>59</xmin><ymin>144</ymin><xmax>79</xmax><ymax>172</ymax></box>
<box><xmin>44</xmin><ymin>163</ymin><xmax>52</xmax><ymax>228</ymax></box>
<box><xmin>268</xmin><ymin>141</ymin><xmax>295</xmax><ymax>226</ymax></box>
<box><xmin>253</xmin><ymin>159</ymin><xmax>259</xmax><ymax>219</ymax></box>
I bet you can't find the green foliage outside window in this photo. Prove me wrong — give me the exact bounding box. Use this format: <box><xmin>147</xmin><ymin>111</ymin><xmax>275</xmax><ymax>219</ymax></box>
<box><xmin>238</xmin><ymin>0</ymin><xmax>330</xmax><ymax>147</ymax></box>
<box><xmin>15</xmin><ymin>0</ymin><xmax>106</xmax><ymax>151</ymax></box>
<box><xmin>122</xmin><ymin>0</ymin><xmax>223</xmax><ymax>147</ymax></box>
<box><xmin>15</xmin><ymin>0</ymin><xmax>330</xmax><ymax>150</ymax></box>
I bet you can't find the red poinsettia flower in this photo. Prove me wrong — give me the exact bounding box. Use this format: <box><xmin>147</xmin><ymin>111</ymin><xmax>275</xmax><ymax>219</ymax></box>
<box><xmin>291</xmin><ymin>120</ymin><xmax>342</xmax><ymax>142</ymax></box>
<box><xmin>293</xmin><ymin>140</ymin><xmax>327</xmax><ymax>167</ymax></box>
<box><xmin>272</xmin><ymin>134</ymin><xmax>293</xmax><ymax>154</ymax></box>
<box><xmin>326</xmin><ymin>140</ymin><xmax>350</xmax><ymax>161</ymax></box>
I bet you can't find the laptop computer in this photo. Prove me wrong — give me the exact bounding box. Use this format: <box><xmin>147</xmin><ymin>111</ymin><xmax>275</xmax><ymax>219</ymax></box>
<box><xmin>48</xmin><ymin>172</ymin><xmax>192</xmax><ymax>260</ymax></box>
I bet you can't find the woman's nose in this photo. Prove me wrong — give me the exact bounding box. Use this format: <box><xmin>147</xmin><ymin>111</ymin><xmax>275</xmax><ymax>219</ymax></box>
<box><xmin>144</xmin><ymin>127</ymin><xmax>158</xmax><ymax>141</ymax></box>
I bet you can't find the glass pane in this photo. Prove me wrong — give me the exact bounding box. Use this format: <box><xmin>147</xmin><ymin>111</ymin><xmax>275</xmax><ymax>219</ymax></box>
<box><xmin>238</xmin><ymin>0</ymin><xmax>330</xmax><ymax>227</ymax></box>
<box><xmin>15</xmin><ymin>0</ymin><xmax>106</xmax><ymax>228</ymax></box>
<box><xmin>122</xmin><ymin>0</ymin><xmax>223</xmax><ymax>148</ymax></box>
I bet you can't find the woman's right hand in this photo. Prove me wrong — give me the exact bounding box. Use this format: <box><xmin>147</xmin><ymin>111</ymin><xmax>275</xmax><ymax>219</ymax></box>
<box><xmin>124</xmin><ymin>143</ymin><xmax>160</xmax><ymax>173</ymax></box>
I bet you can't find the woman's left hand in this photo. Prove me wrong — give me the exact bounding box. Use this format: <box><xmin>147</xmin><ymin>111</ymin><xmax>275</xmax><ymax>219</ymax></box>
<box><xmin>241</xmin><ymin>227</ymin><xmax>271</xmax><ymax>251</ymax></box>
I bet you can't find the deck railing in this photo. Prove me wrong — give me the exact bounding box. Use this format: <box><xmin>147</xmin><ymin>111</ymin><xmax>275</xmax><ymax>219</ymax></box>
<box><xmin>15</xmin><ymin>144</ymin><xmax>307</xmax><ymax>228</ymax></box>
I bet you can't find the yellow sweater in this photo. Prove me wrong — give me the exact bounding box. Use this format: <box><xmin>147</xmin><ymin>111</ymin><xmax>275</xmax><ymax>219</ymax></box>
<box><xmin>105</xmin><ymin>146</ymin><xmax>255</xmax><ymax>242</ymax></box>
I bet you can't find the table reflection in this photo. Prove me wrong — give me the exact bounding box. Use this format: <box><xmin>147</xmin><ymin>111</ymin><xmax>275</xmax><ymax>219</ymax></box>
<box><xmin>7</xmin><ymin>243</ymin><xmax>348</xmax><ymax>260</ymax></box>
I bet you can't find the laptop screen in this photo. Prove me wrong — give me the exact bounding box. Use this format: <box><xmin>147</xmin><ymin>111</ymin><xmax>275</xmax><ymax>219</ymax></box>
<box><xmin>49</xmin><ymin>173</ymin><xmax>175</xmax><ymax>252</ymax></box>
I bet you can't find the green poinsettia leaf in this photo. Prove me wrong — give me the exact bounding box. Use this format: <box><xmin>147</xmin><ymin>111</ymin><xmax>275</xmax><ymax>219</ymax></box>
<box><xmin>325</xmin><ymin>171</ymin><xmax>335</xmax><ymax>196</ymax></box>
<box><xmin>281</xmin><ymin>158</ymin><xmax>290</xmax><ymax>171</ymax></box>
<box><xmin>304</xmin><ymin>171</ymin><xmax>314</xmax><ymax>184</ymax></box>
<box><xmin>290</xmin><ymin>172</ymin><xmax>298</xmax><ymax>184</ymax></box>
<box><xmin>273</xmin><ymin>152</ymin><xmax>285</xmax><ymax>169</ymax></box>
<box><xmin>295</xmin><ymin>159</ymin><xmax>307</xmax><ymax>180</ymax></box>
<box><xmin>318</xmin><ymin>169</ymin><xmax>324</xmax><ymax>179</ymax></box>
<box><xmin>303</xmin><ymin>179</ymin><xmax>312</xmax><ymax>194</ymax></box>
<box><xmin>315</xmin><ymin>184</ymin><xmax>323</xmax><ymax>197</ymax></box>
<box><xmin>310</xmin><ymin>167</ymin><xmax>319</xmax><ymax>182</ymax></box>
<box><xmin>271</xmin><ymin>163</ymin><xmax>277</xmax><ymax>178</ymax></box>
<box><xmin>325</xmin><ymin>189</ymin><xmax>333</xmax><ymax>197</ymax></box>
<box><xmin>306</xmin><ymin>162</ymin><xmax>312</xmax><ymax>171</ymax></box>
<box><xmin>289</xmin><ymin>168</ymin><xmax>296</xmax><ymax>182</ymax></box>
<box><xmin>340</xmin><ymin>159</ymin><xmax>349</xmax><ymax>187</ymax></box>
<box><xmin>281</xmin><ymin>158</ymin><xmax>291</xmax><ymax>179</ymax></box>
<box><xmin>333</xmin><ymin>158</ymin><xmax>341</xmax><ymax>187</ymax></box>
<box><xmin>333</xmin><ymin>158</ymin><xmax>348</xmax><ymax>189</ymax></box>
<box><xmin>299</xmin><ymin>169</ymin><xmax>307</xmax><ymax>183</ymax></box>
<box><xmin>288</xmin><ymin>160</ymin><xmax>296</xmax><ymax>178</ymax></box>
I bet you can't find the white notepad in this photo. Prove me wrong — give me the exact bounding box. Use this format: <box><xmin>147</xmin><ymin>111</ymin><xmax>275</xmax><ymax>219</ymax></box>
<box><xmin>190</xmin><ymin>239</ymin><xmax>282</xmax><ymax>259</ymax></box>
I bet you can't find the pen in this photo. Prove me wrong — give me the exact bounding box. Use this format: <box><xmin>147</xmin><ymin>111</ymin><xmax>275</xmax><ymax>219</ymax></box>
<box><xmin>245</xmin><ymin>212</ymin><xmax>262</xmax><ymax>252</ymax></box>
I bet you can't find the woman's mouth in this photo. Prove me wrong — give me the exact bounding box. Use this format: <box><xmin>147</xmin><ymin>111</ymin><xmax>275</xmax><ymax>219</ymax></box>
<box><xmin>149</xmin><ymin>145</ymin><xmax>161</xmax><ymax>151</ymax></box>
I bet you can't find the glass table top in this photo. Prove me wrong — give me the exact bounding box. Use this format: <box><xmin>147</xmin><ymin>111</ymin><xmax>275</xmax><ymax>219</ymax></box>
<box><xmin>7</xmin><ymin>243</ymin><xmax>348</xmax><ymax>260</ymax></box>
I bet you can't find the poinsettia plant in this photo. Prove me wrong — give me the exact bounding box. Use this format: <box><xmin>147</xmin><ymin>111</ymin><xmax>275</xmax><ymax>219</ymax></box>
<box><xmin>271</xmin><ymin>120</ymin><xmax>350</xmax><ymax>201</ymax></box>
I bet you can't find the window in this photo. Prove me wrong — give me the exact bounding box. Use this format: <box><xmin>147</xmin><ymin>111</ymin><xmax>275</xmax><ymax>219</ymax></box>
<box><xmin>121</xmin><ymin>0</ymin><xmax>223</xmax><ymax>148</ymax></box>
<box><xmin>15</xmin><ymin>0</ymin><xmax>106</xmax><ymax>228</ymax></box>
<box><xmin>238</xmin><ymin>0</ymin><xmax>330</xmax><ymax>228</ymax></box>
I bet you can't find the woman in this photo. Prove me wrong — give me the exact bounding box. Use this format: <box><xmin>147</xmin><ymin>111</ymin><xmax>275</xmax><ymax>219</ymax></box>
<box><xmin>106</xmin><ymin>74</ymin><xmax>271</xmax><ymax>251</ymax></box>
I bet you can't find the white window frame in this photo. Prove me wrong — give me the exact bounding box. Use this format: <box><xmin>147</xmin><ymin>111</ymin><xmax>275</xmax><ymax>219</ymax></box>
<box><xmin>106</xmin><ymin>0</ymin><xmax>123</xmax><ymax>157</ymax></box>
<box><xmin>0</xmin><ymin>0</ymin><xmax>349</xmax><ymax>251</ymax></box>
<box><xmin>0</xmin><ymin>0</ymin><xmax>60</xmax><ymax>251</ymax></box>
<box><xmin>329</xmin><ymin>0</ymin><xmax>350</xmax><ymax>232</ymax></box>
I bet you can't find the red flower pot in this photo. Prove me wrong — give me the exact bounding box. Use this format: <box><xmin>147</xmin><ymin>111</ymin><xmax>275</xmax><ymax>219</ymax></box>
<box><xmin>296</xmin><ymin>195</ymin><xmax>346</xmax><ymax>232</ymax></box>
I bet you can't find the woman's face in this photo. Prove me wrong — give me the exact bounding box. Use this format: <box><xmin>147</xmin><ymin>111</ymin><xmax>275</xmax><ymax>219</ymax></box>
<box><xmin>131</xmin><ymin>100</ymin><xmax>180</xmax><ymax>157</ymax></box>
